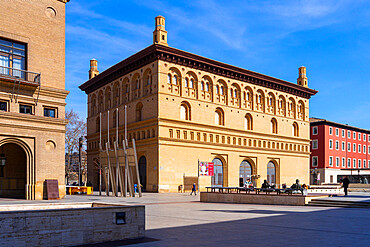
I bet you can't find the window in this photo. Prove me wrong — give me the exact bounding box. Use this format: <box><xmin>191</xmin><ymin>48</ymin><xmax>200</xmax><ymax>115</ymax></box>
<box><xmin>358</xmin><ymin>133</ymin><xmax>361</xmax><ymax>140</ymax></box>
<box><xmin>364</xmin><ymin>134</ymin><xmax>366</xmax><ymax>141</ymax></box>
<box><xmin>368</xmin><ymin>135</ymin><xmax>370</xmax><ymax>142</ymax></box>
<box><xmin>358</xmin><ymin>159</ymin><xmax>361</xmax><ymax>168</ymax></box>
<box><xmin>190</xmin><ymin>79</ymin><xmax>194</xmax><ymax>88</ymax></box>
<box><xmin>369</xmin><ymin>146</ymin><xmax>370</xmax><ymax>154</ymax></box>
<box><xmin>353</xmin><ymin>159</ymin><xmax>356</xmax><ymax>168</ymax></box>
<box><xmin>312</xmin><ymin>126</ymin><xmax>318</xmax><ymax>135</ymax></box>
<box><xmin>173</xmin><ymin>75</ymin><xmax>178</xmax><ymax>85</ymax></box>
<box><xmin>271</xmin><ymin>118</ymin><xmax>278</xmax><ymax>134</ymax></box>
<box><xmin>19</xmin><ymin>104</ymin><xmax>32</xmax><ymax>114</ymax></box>
<box><xmin>215</xmin><ymin>85</ymin><xmax>219</xmax><ymax>94</ymax></box>
<box><xmin>342</xmin><ymin>130</ymin><xmax>345</xmax><ymax>137</ymax></box>
<box><xmin>215</xmin><ymin>108</ymin><xmax>224</xmax><ymax>126</ymax></box>
<box><xmin>329</xmin><ymin>127</ymin><xmax>333</xmax><ymax>135</ymax></box>
<box><xmin>312</xmin><ymin>140</ymin><xmax>318</xmax><ymax>149</ymax></box>
<box><xmin>201</xmin><ymin>81</ymin><xmax>204</xmax><ymax>91</ymax></box>
<box><xmin>244</xmin><ymin>114</ymin><xmax>253</xmax><ymax>130</ymax></box>
<box><xmin>329</xmin><ymin>156</ymin><xmax>333</xmax><ymax>167</ymax></box>
<box><xmin>167</xmin><ymin>74</ymin><xmax>171</xmax><ymax>84</ymax></box>
<box><xmin>347</xmin><ymin>158</ymin><xmax>351</xmax><ymax>168</ymax></box>
<box><xmin>205</xmin><ymin>82</ymin><xmax>209</xmax><ymax>92</ymax></box>
<box><xmin>44</xmin><ymin>107</ymin><xmax>56</xmax><ymax>118</ymax></box>
<box><xmin>353</xmin><ymin>143</ymin><xmax>356</xmax><ymax>152</ymax></box>
<box><xmin>185</xmin><ymin>78</ymin><xmax>189</xmax><ymax>88</ymax></box>
<box><xmin>0</xmin><ymin>101</ymin><xmax>7</xmax><ymax>111</ymax></box>
<box><xmin>369</xmin><ymin>160</ymin><xmax>370</xmax><ymax>169</ymax></box>
<box><xmin>180</xmin><ymin>102</ymin><xmax>191</xmax><ymax>121</ymax></box>
<box><xmin>348</xmin><ymin>130</ymin><xmax>351</xmax><ymax>139</ymax></box>
<box><xmin>353</xmin><ymin>132</ymin><xmax>356</xmax><ymax>139</ymax></box>
<box><xmin>342</xmin><ymin>141</ymin><xmax>345</xmax><ymax>151</ymax></box>
<box><xmin>342</xmin><ymin>158</ymin><xmax>345</xmax><ymax>168</ymax></box>
<box><xmin>335</xmin><ymin>128</ymin><xmax>339</xmax><ymax>136</ymax></box>
<box><xmin>0</xmin><ymin>38</ymin><xmax>26</xmax><ymax>78</ymax></box>
<box><xmin>335</xmin><ymin>141</ymin><xmax>339</xmax><ymax>150</ymax></box>
<box><xmin>292</xmin><ymin>122</ymin><xmax>299</xmax><ymax>137</ymax></box>
<box><xmin>312</xmin><ymin>156</ymin><xmax>318</xmax><ymax>167</ymax></box>
<box><xmin>364</xmin><ymin>160</ymin><xmax>366</xmax><ymax>168</ymax></box>
<box><xmin>136</xmin><ymin>103</ymin><xmax>143</xmax><ymax>122</ymax></box>
<box><xmin>358</xmin><ymin>144</ymin><xmax>361</xmax><ymax>153</ymax></box>
<box><xmin>348</xmin><ymin>142</ymin><xmax>351</xmax><ymax>152</ymax></box>
<box><xmin>329</xmin><ymin>140</ymin><xmax>333</xmax><ymax>149</ymax></box>
<box><xmin>336</xmin><ymin>157</ymin><xmax>339</xmax><ymax>167</ymax></box>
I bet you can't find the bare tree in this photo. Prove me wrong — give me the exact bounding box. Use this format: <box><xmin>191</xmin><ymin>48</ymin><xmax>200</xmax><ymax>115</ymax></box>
<box><xmin>65</xmin><ymin>109</ymin><xmax>86</xmax><ymax>185</ymax></box>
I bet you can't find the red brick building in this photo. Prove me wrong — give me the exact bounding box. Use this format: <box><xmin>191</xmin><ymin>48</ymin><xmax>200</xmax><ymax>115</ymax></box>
<box><xmin>310</xmin><ymin>118</ymin><xmax>370</xmax><ymax>184</ymax></box>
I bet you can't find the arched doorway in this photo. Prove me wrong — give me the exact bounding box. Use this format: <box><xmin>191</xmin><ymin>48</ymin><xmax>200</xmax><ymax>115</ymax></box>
<box><xmin>239</xmin><ymin>160</ymin><xmax>252</xmax><ymax>187</ymax></box>
<box><xmin>267</xmin><ymin>161</ymin><xmax>276</xmax><ymax>185</ymax></box>
<box><xmin>0</xmin><ymin>143</ymin><xmax>27</xmax><ymax>199</ymax></box>
<box><xmin>138</xmin><ymin>156</ymin><xmax>146</xmax><ymax>192</ymax></box>
<box><xmin>212</xmin><ymin>158</ymin><xmax>223</xmax><ymax>187</ymax></box>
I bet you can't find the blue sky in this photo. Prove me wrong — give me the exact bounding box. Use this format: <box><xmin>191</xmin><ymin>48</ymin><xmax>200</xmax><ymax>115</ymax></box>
<box><xmin>66</xmin><ymin>0</ymin><xmax>370</xmax><ymax>130</ymax></box>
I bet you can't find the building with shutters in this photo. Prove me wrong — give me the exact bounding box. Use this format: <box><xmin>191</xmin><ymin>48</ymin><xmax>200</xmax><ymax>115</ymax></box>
<box><xmin>80</xmin><ymin>16</ymin><xmax>317</xmax><ymax>192</ymax></box>
<box><xmin>0</xmin><ymin>0</ymin><xmax>69</xmax><ymax>199</ymax></box>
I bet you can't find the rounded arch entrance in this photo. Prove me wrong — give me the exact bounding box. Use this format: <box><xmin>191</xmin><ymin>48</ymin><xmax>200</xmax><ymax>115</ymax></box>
<box><xmin>138</xmin><ymin>156</ymin><xmax>147</xmax><ymax>192</ymax></box>
<box><xmin>0</xmin><ymin>138</ymin><xmax>33</xmax><ymax>199</ymax></box>
<box><xmin>211</xmin><ymin>157</ymin><xmax>224</xmax><ymax>187</ymax></box>
<box><xmin>239</xmin><ymin>160</ymin><xmax>252</xmax><ymax>187</ymax></box>
<box><xmin>267</xmin><ymin>161</ymin><xmax>276</xmax><ymax>185</ymax></box>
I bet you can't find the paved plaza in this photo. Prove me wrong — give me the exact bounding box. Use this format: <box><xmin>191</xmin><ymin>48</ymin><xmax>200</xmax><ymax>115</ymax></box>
<box><xmin>1</xmin><ymin>192</ymin><xmax>370</xmax><ymax>246</ymax></box>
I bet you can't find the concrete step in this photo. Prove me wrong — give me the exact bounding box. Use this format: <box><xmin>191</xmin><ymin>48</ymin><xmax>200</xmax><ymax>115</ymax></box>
<box><xmin>307</xmin><ymin>199</ymin><xmax>370</xmax><ymax>208</ymax></box>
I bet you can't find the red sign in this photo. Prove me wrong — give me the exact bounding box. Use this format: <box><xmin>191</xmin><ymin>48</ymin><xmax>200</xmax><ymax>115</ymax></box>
<box><xmin>208</xmin><ymin>162</ymin><xmax>214</xmax><ymax>176</ymax></box>
<box><xmin>199</xmin><ymin>162</ymin><xmax>214</xmax><ymax>176</ymax></box>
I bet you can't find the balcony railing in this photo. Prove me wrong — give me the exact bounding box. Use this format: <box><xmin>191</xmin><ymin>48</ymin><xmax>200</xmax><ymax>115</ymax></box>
<box><xmin>0</xmin><ymin>65</ymin><xmax>40</xmax><ymax>86</ymax></box>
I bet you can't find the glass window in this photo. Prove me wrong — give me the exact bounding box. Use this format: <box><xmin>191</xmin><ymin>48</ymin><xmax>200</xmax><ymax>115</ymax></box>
<box><xmin>347</xmin><ymin>158</ymin><xmax>351</xmax><ymax>168</ymax></box>
<box><xmin>364</xmin><ymin>160</ymin><xmax>366</xmax><ymax>168</ymax></box>
<box><xmin>312</xmin><ymin>126</ymin><xmax>318</xmax><ymax>135</ymax></box>
<box><xmin>342</xmin><ymin>141</ymin><xmax>345</xmax><ymax>151</ymax></box>
<box><xmin>19</xmin><ymin>104</ymin><xmax>32</xmax><ymax>114</ymax></box>
<box><xmin>348</xmin><ymin>130</ymin><xmax>351</xmax><ymax>139</ymax></box>
<box><xmin>0</xmin><ymin>38</ymin><xmax>26</xmax><ymax>78</ymax></box>
<box><xmin>358</xmin><ymin>159</ymin><xmax>361</xmax><ymax>168</ymax></box>
<box><xmin>185</xmin><ymin>78</ymin><xmax>189</xmax><ymax>88</ymax></box>
<box><xmin>342</xmin><ymin>130</ymin><xmax>345</xmax><ymax>137</ymax></box>
<box><xmin>0</xmin><ymin>101</ymin><xmax>7</xmax><ymax>111</ymax></box>
<box><xmin>335</xmin><ymin>128</ymin><xmax>339</xmax><ymax>136</ymax></box>
<box><xmin>364</xmin><ymin>134</ymin><xmax>366</xmax><ymax>141</ymax></box>
<box><xmin>358</xmin><ymin>144</ymin><xmax>361</xmax><ymax>153</ymax></box>
<box><xmin>336</xmin><ymin>157</ymin><xmax>339</xmax><ymax>167</ymax></box>
<box><xmin>312</xmin><ymin>140</ymin><xmax>318</xmax><ymax>149</ymax></box>
<box><xmin>359</xmin><ymin>133</ymin><xmax>361</xmax><ymax>140</ymax></box>
<box><xmin>329</xmin><ymin>157</ymin><xmax>333</xmax><ymax>167</ymax></box>
<box><xmin>353</xmin><ymin>159</ymin><xmax>356</xmax><ymax>168</ymax></box>
<box><xmin>342</xmin><ymin>158</ymin><xmax>345</xmax><ymax>168</ymax></box>
<box><xmin>335</xmin><ymin>141</ymin><xmax>339</xmax><ymax>150</ymax></box>
<box><xmin>329</xmin><ymin>127</ymin><xmax>333</xmax><ymax>135</ymax></box>
<box><xmin>353</xmin><ymin>132</ymin><xmax>356</xmax><ymax>139</ymax></box>
<box><xmin>348</xmin><ymin>143</ymin><xmax>351</xmax><ymax>152</ymax></box>
<box><xmin>44</xmin><ymin>107</ymin><xmax>56</xmax><ymax>118</ymax></box>
<box><xmin>329</xmin><ymin>140</ymin><xmax>333</xmax><ymax>149</ymax></box>
<box><xmin>353</xmin><ymin>143</ymin><xmax>356</xmax><ymax>152</ymax></box>
<box><xmin>312</xmin><ymin>156</ymin><xmax>318</xmax><ymax>167</ymax></box>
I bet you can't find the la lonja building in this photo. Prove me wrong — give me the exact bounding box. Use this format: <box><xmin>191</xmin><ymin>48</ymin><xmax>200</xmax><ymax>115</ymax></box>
<box><xmin>80</xmin><ymin>16</ymin><xmax>318</xmax><ymax>192</ymax></box>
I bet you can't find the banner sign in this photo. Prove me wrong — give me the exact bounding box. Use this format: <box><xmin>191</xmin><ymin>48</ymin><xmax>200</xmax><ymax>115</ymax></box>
<box><xmin>199</xmin><ymin>162</ymin><xmax>214</xmax><ymax>176</ymax></box>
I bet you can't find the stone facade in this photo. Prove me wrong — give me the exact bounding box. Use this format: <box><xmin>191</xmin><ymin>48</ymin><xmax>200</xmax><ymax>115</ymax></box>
<box><xmin>80</xmin><ymin>16</ymin><xmax>317</xmax><ymax>192</ymax></box>
<box><xmin>0</xmin><ymin>0</ymin><xmax>69</xmax><ymax>199</ymax></box>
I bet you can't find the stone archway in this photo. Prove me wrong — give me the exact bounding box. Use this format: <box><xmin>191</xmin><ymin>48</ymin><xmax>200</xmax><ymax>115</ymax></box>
<box><xmin>0</xmin><ymin>138</ymin><xmax>34</xmax><ymax>199</ymax></box>
<box><xmin>138</xmin><ymin>156</ymin><xmax>147</xmax><ymax>192</ymax></box>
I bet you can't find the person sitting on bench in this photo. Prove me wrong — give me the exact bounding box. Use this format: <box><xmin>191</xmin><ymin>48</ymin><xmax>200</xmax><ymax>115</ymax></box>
<box><xmin>290</xmin><ymin>179</ymin><xmax>302</xmax><ymax>190</ymax></box>
<box><xmin>261</xmin><ymin>180</ymin><xmax>270</xmax><ymax>191</ymax></box>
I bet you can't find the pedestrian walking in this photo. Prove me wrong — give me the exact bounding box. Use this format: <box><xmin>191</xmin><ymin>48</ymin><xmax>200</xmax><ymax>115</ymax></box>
<box><xmin>342</xmin><ymin>176</ymin><xmax>350</xmax><ymax>196</ymax></box>
<box><xmin>190</xmin><ymin>183</ymin><xmax>197</xmax><ymax>195</ymax></box>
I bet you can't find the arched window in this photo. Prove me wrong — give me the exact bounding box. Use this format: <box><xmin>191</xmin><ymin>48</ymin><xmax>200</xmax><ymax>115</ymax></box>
<box><xmin>91</xmin><ymin>94</ymin><xmax>97</xmax><ymax>116</ymax></box>
<box><xmin>234</xmin><ymin>89</ymin><xmax>237</xmax><ymax>98</ymax></box>
<box><xmin>167</xmin><ymin>74</ymin><xmax>171</xmax><ymax>84</ymax></box>
<box><xmin>113</xmin><ymin>110</ymin><xmax>119</xmax><ymax>128</ymax></box>
<box><xmin>105</xmin><ymin>87</ymin><xmax>111</xmax><ymax>110</ymax></box>
<box><xmin>239</xmin><ymin>160</ymin><xmax>252</xmax><ymax>187</ymax></box>
<box><xmin>216</xmin><ymin>85</ymin><xmax>219</xmax><ymax>94</ymax></box>
<box><xmin>220</xmin><ymin>86</ymin><xmax>224</xmax><ymax>95</ymax></box>
<box><xmin>267</xmin><ymin>162</ymin><xmax>276</xmax><ymax>185</ymax></box>
<box><xmin>185</xmin><ymin>78</ymin><xmax>189</xmax><ymax>88</ymax></box>
<box><xmin>98</xmin><ymin>91</ymin><xmax>103</xmax><ymax>112</ymax></box>
<box><xmin>136</xmin><ymin>103</ymin><xmax>143</xmax><ymax>122</ymax></box>
<box><xmin>292</xmin><ymin>122</ymin><xmax>299</xmax><ymax>137</ymax></box>
<box><xmin>173</xmin><ymin>75</ymin><xmax>178</xmax><ymax>85</ymax></box>
<box><xmin>201</xmin><ymin>81</ymin><xmax>204</xmax><ymax>91</ymax></box>
<box><xmin>190</xmin><ymin>79</ymin><xmax>194</xmax><ymax>88</ymax></box>
<box><xmin>271</xmin><ymin>118</ymin><xmax>278</xmax><ymax>134</ymax></box>
<box><xmin>258</xmin><ymin>95</ymin><xmax>262</xmax><ymax>103</ymax></box>
<box><xmin>205</xmin><ymin>82</ymin><xmax>209</xmax><ymax>92</ymax></box>
<box><xmin>212</xmin><ymin>158</ymin><xmax>223</xmax><ymax>187</ymax></box>
<box><xmin>230</xmin><ymin>88</ymin><xmax>233</xmax><ymax>97</ymax></box>
<box><xmin>180</xmin><ymin>102</ymin><xmax>191</xmax><ymax>120</ymax></box>
<box><xmin>96</xmin><ymin>116</ymin><xmax>100</xmax><ymax>133</ymax></box>
<box><xmin>215</xmin><ymin>108</ymin><xmax>224</xmax><ymax>125</ymax></box>
<box><xmin>113</xmin><ymin>82</ymin><xmax>120</xmax><ymax>107</ymax></box>
<box><xmin>244</xmin><ymin>114</ymin><xmax>253</xmax><ymax>130</ymax></box>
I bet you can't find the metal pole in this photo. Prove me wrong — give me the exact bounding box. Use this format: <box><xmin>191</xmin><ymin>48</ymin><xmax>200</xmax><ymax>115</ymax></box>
<box><xmin>124</xmin><ymin>105</ymin><xmax>128</xmax><ymax>197</ymax></box>
<box><xmin>116</xmin><ymin>108</ymin><xmax>119</xmax><ymax>197</ymax></box>
<box><xmin>99</xmin><ymin>112</ymin><xmax>102</xmax><ymax>150</ymax></box>
<box><xmin>99</xmin><ymin>162</ymin><xmax>102</xmax><ymax>196</ymax></box>
<box><xmin>124</xmin><ymin>105</ymin><xmax>127</xmax><ymax>142</ymax></box>
<box><xmin>198</xmin><ymin>159</ymin><xmax>200</xmax><ymax>193</ymax></box>
<box><xmin>107</xmin><ymin>110</ymin><xmax>110</xmax><ymax>148</ymax></box>
<box><xmin>78</xmin><ymin>137</ymin><xmax>83</xmax><ymax>185</ymax></box>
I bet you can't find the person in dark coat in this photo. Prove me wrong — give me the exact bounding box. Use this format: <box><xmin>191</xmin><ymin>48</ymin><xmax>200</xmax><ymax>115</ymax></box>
<box><xmin>261</xmin><ymin>180</ymin><xmax>270</xmax><ymax>191</ymax></box>
<box><xmin>190</xmin><ymin>183</ymin><xmax>197</xmax><ymax>195</ymax></box>
<box><xmin>342</xmin><ymin>176</ymin><xmax>350</xmax><ymax>196</ymax></box>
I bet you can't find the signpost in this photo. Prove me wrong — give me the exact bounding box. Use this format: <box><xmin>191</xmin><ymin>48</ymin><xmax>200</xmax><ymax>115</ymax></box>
<box><xmin>198</xmin><ymin>161</ymin><xmax>214</xmax><ymax>193</ymax></box>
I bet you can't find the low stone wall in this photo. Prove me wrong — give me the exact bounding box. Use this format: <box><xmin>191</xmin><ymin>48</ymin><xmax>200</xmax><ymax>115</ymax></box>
<box><xmin>200</xmin><ymin>192</ymin><xmax>316</xmax><ymax>206</ymax></box>
<box><xmin>0</xmin><ymin>202</ymin><xmax>145</xmax><ymax>246</ymax></box>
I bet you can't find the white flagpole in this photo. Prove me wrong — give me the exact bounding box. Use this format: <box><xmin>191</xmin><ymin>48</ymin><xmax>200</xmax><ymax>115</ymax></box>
<box><xmin>107</xmin><ymin>110</ymin><xmax>110</xmax><ymax>148</ymax></box>
<box><xmin>99</xmin><ymin>112</ymin><xmax>102</xmax><ymax>150</ymax></box>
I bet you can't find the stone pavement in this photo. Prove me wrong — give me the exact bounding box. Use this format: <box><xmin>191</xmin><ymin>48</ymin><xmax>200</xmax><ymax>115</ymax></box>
<box><xmin>1</xmin><ymin>192</ymin><xmax>370</xmax><ymax>246</ymax></box>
